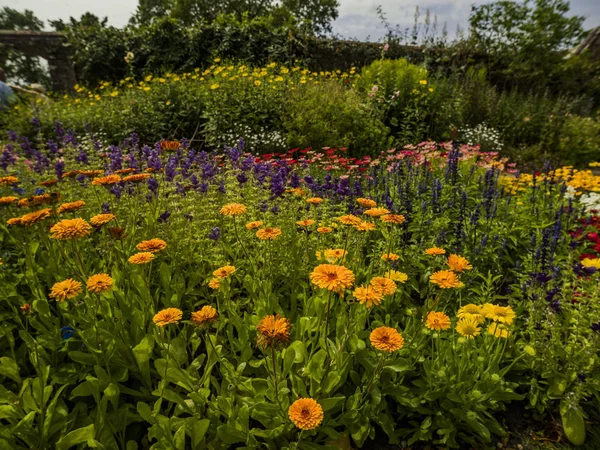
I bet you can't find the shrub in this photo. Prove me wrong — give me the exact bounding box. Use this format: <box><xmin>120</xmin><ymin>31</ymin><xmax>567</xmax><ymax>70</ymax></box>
<box><xmin>557</xmin><ymin>115</ymin><xmax>600</xmax><ymax>166</ymax></box>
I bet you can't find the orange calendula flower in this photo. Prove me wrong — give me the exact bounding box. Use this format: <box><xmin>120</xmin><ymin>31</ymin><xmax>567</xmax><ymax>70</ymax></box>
<box><xmin>213</xmin><ymin>265</ymin><xmax>236</xmax><ymax>279</ymax></box>
<box><xmin>136</xmin><ymin>239</ymin><xmax>167</xmax><ymax>253</ymax></box>
<box><xmin>447</xmin><ymin>254</ymin><xmax>472</xmax><ymax>272</ymax></box>
<box><xmin>425</xmin><ymin>311</ymin><xmax>451</xmax><ymax>331</ymax></box>
<box><xmin>208</xmin><ymin>277</ymin><xmax>221</xmax><ymax>289</ymax></box>
<box><xmin>456</xmin><ymin>317</ymin><xmax>481</xmax><ymax>338</ymax></box>
<box><xmin>323</xmin><ymin>248</ymin><xmax>347</xmax><ymax>262</ymax></box>
<box><xmin>370</xmin><ymin>277</ymin><xmax>397</xmax><ymax>296</ymax></box>
<box><xmin>306</xmin><ymin>197</ymin><xmax>323</xmax><ymax>204</ymax></box>
<box><xmin>153</xmin><ymin>308</ymin><xmax>183</xmax><ymax>326</ymax></box>
<box><xmin>256</xmin><ymin>227</ymin><xmax>282</xmax><ymax>240</ymax></box>
<box><xmin>288</xmin><ymin>398</ymin><xmax>324</xmax><ymax>430</ymax></box>
<box><xmin>108</xmin><ymin>226</ymin><xmax>127</xmax><ymax>239</ymax></box>
<box><xmin>425</xmin><ymin>247</ymin><xmax>446</xmax><ymax>256</ymax></box>
<box><xmin>354</xmin><ymin>221</ymin><xmax>376</xmax><ymax>231</ymax></box>
<box><xmin>380</xmin><ymin>214</ymin><xmax>405</xmax><ymax>224</ymax></box>
<box><xmin>370</xmin><ymin>327</ymin><xmax>404</xmax><ymax>352</ymax></box>
<box><xmin>39</xmin><ymin>179</ymin><xmax>58</xmax><ymax>187</ymax></box>
<box><xmin>86</xmin><ymin>273</ymin><xmax>114</xmax><ymax>293</ymax></box>
<box><xmin>191</xmin><ymin>306</ymin><xmax>218</xmax><ymax>327</ymax></box>
<box><xmin>0</xmin><ymin>176</ymin><xmax>19</xmax><ymax>186</ymax></box>
<box><xmin>20</xmin><ymin>208</ymin><xmax>51</xmax><ymax>226</ymax></box>
<box><xmin>160</xmin><ymin>140</ymin><xmax>181</xmax><ymax>151</ymax></box>
<box><xmin>296</xmin><ymin>219</ymin><xmax>315</xmax><ymax>227</ymax></box>
<box><xmin>0</xmin><ymin>196</ymin><xmax>19</xmax><ymax>205</ymax></box>
<box><xmin>50</xmin><ymin>218</ymin><xmax>92</xmax><ymax>240</ymax></box>
<box><xmin>317</xmin><ymin>226</ymin><xmax>333</xmax><ymax>234</ymax></box>
<box><xmin>20</xmin><ymin>303</ymin><xmax>33</xmax><ymax>315</ymax></box>
<box><xmin>115</xmin><ymin>168</ymin><xmax>136</xmax><ymax>175</ymax></box>
<box><xmin>49</xmin><ymin>279</ymin><xmax>83</xmax><ymax>302</ymax></box>
<box><xmin>62</xmin><ymin>170</ymin><xmax>81</xmax><ymax>178</ymax></box>
<box><xmin>337</xmin><ymin>214</ymin><xmax>361</xmax><ymax>225</ymax></box>
<box><xmin>363</xmin><ymin>207</ymin><xmax>390</xmax><ymax>217</ymax></box>
<box><xmin>220</xmin><ymin>203</ymin><xmax>247</xmax><ymax>216</ymax></box>
<box><xmin>429</xmin><ymin>270</ymin><xmax>461</xmax><ymax>288</ymax></box>
<box><xmin>356</xmin><ymin>198</ymin><xmax>377</xmax><ymax>208</ymax></box>
<box><xmin>32</xmin><ymin>194</ymin><xmax>52</xmax><ymax>205</ymax></box>
<box><xmin>384</xmin><ymin>270</ymin><xmax>408</xmax><ymax>283</ymax></box>
<box><xmin>128</xmin><ymin>252</ymin><xmax>155</xmax><ymax>264</ymax></box>
<box><xmin>310</xmin><ymin>264</ymin><xmax>355</xmax><ymax>293</ymax></box>
<box><xmin>353</xmin><ymin>285</ymin><xmax>383</xmax><ymax>308</ymax></box>
<box><xmin>288</xmin><ymin>187</ymin><xmax>306</xmax><ymax>196</ymax></box>
<box><xmin>17</xmin><ymin>198</ymin><xmax>30</xmax><ymax>207</ymax></box>
<box><xmin>90</xmin><ymin>213</ymin><xmax>116</xmax><ymax>227</ymax></box>
<box><xmin>381</xmin><ymin>252</ymin><xmax>399</xmax><ymax>261</ymax></box>
<box><xmin>256</xmin><ymin>314</ymin><xmax>291</xmax><ymax>349</ymax></box>
<box><xmin>58</xmin><ymin>200</ymin><xmax>86</xmax><ymax>214</ymax></box>
<box><xmin>122</xmin><ymin>173</ymin><xmax>151</xmax><ymax>183</ymax></box>
<box><xmin>7</xmin><ymin>217</ymin><xmax>22</xmax><ymax>226</ymax></box>
<box><xmin>80</xmin><ymin>170</ymin><xmax>103</xmax><ymax>177</ymax></box>
<box><xmin>92</xmin><ymin>174</ymin><xmax>121</xmax><ymax>186</ymax></box>
<box><xmin>245</xmin><ymin>221</ymin><xmax>264</xmax><ymax>229</ymax></box>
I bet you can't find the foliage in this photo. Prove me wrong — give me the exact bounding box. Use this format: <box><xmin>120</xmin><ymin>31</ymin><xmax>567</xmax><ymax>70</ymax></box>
<box><xmin>557</xmin><ymin>115</ymin><xmax>600</xmax><ymax>167</ymax></box>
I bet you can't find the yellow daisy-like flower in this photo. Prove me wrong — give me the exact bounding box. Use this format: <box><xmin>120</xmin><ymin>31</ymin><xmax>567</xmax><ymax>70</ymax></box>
<box><xmin>287</xmin><ymin>187</ymin><xmax>306</xmax><ymax>196</ymax></box>
<box><xmin>220</xmin><ymin>203</ymin><xmax>247</xmax><ymax>216</ymax></box>
<box><xmin>58</xmin><ymin>201</ymin><xmax>86</xmax><ymax>214</ymax></box>
<box><xmin>160</xmin><ymin>140</ymin><xmax>181</xmax><ymax>151</ymax></box>
<box><xmin>86</xmin><ymin>273</ymin><xmax>114</xmax><ymax>293</ymax></box>
<box><xmin>256</xmin><ymin>314</ymin><xmax>291</xmax><ymax>349</ymax></box>
<box><xmin>337</xmin><ymin>214</ymin><xmax>362</xmax><ymax>225</ymax></box>
<box><xmin>50</xmin><ymin>218</ymin><xmax>92</xmax><ymax>240</ymax></box>
<box><xmin>425</xmin><ymin>247</ymin><xmax>446</xmax><ymax>256</ymax></box>
<box><xmin>363</xmin><ymin>207</ymin><xmax>390</xmax><ymax>217</ymax></box>
<box><xmin>425</xmin><ymin>311</ymin><xmax>451</xmax><ymax>331</ymax></box>
<box><xmin>581</xmin><ymin>258</ymin><xmax>600</xmax><ymax>269</ymax></box>
<box><xmin>20</xmin><ymin>208</ymin><xmax>51</xmax><ymax>226</ymax></box>
<box><xmin>191</xmin><ymin>306</ymin><xmax>218</xmax><ymax>327</ymax></box>
<box><xmin>39</xmin><ymin>179</ymin><xmax>58</xmax><ymax>187</ymax></box>
<box><xmin>488</xmin><ymin>305</ymin><xmax>516</xmax><ymax>325</ymax></box>
<box><xmin>256</xmin><ymin>227</ymin><xmax>282</xmax><ymax>240</ymax></box>
<box><xmin>90</xmin><ymin>213</ymin><xmax>116</xmax><ymax>227</ymax></box>
<box><xmin>380</xmin><ymin>214</ymin><xmax>405</xmax><ymax>224</ymax></box>
<box><xmin>353</xmin><ymin>285</ymin><xmax>384</xmax><ymax>308</ymax></box>
<box><xmin>245</xmin><ymin>221</ymin><xmax>264</xmax><ymax>229</ymax></box>
<box><xmin>62</xmin><ymin>170</ymin><xmax>81</xmax><ymax>178</ymax></box>
<box><xmin>356</xmin><ymin>198</ymin><xmax>377</xmax><ymax>208</ymax></box>
<box><xmin>0</xmin><ymin>196</ymin><xmax>19</xmax><ymax>205</ymax></box>
<box><xmin>297</xmin><ymin>219</ymin><xmax>315</xmax><ymax>227</ymax></box>
<box><xmin>136</xmin><ymin>238</ymin><xmax>167</xmax><ymax>253</ymax></box>
<box><xmin>384</xmin><ymin>270</ymin><xmax>408</xmax><ymax>283</ymax></box>
<box><xmin>370</xmin><ymin>277</ymin><xmax>397</xmax><ymax>296</ymax></box>
<box><xmin>429</xmin><ymin>270</ymin><xmax>461</xmax><ymax>288</ymax></box>
<box><xmin>7</xmin><ymin>217</ymin><xmax>22</xmax><ymax>226</ymax></box>
<box><xmin>447</xmin><ymin>254</ymin><xmax>473</xmax><ymax>272</ymax></box>
<box><xmin>310</xmin><ymin>264</ymin><xmax>355</xmax><ymax>293</ymax></box>
<box><xmin>208</xmin><ymin>277</ymin><xmax>221</xmax><ymax>289</ymax></box>
<box><xmin>115</xmin><ymin>168</ymin><xmax>136</xmax><ymax>175</ymax></box>
<box><xmin>481</xmin><ymin>303</ymin><xmax>495</xmax><ymax>319</ymax></box>
<box><xmin>370</xmin><ymin>327</ymin><xmax>404</xmax><ymax>352</ymax></box>
<box><xmin>80</xmin><ymin>170</ymin><xmax>103</xmax><ymax>178</ymax></box>
<box><xmin>457</xmin><ymin>304</ymin><xmax>485</xmax><ymax>324</ymax></box>
<box><xmin>354</xmin><ymin>221</ymin><xmax>376</xmax><ymax>231</ymax></box>
<box><xmin>306</xmin><ymin>197</ymin><xmax>323</xmax><ymax>204</ymax></box>
<box><xmin>288</xmin><ymin>398</ymin><xmax>324</xmax><ymax>430</ymax></box>
<box><xmin>317</xmin><ymin>226</ymin><xmax>333</xmax><ymax>233</ymax></box>
<box><xmin>49</xmin><ymin>279</ymin><xmax>83</xmax><ymax>302</ymax></box>
<box><xmin>128</xmin><ymin>252</ymin><xmax>155</xmax><ymax>264</ymax></box>
<box><xmin>323</xmin><ymin>248</ymin><xmax>347</xmax><ymax>262</ymax></box>
<box><xmin>213</xmin><ymin>265</ymin><xmax>236</xmax><ymax>279</ymax></box>
<box><xmin>456</xmin><ymin>317</ymin><xmax>481</xmax><ymax>339</ymax></box>
<box><xmin>0</xmin><ymin>176</ymin><xmax>19</xmax><ymax>186</ymax></box>
<box><xmin>92</xmin><ymin>174</ymin><xmax>121</xmax><ymax>186</ymax></box>
<box><xmin>153</xmin><ymin>308</ymin><xmax>183</xmax><ymax>327</ymax></box>
<box><xmin>487</xmin><ymin>322</ymin><xmax>510</xmax><ymax>338</ymax></box>
<box><xmin>122</xmin><ymin>173</ymin><xmax>151</xmax><ymax>183</ymax></box>
<box><xmin>381</xmin><ymin>252</ymin><xmax>399</xmax><ymax>261</ymax></box>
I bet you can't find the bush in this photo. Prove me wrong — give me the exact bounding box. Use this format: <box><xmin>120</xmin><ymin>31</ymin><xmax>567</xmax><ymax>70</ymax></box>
<box><xmin>557</xmin><ymin>114</ymin><xmax>600</xmax><ymax>166</ymax></box>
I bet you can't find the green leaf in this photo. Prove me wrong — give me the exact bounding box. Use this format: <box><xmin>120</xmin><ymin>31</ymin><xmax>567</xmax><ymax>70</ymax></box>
<box><xmin>56</xmin><ymin>424</ymin><xmax>95</xmax><ymax>450</ymax></box>
<box><xmin>186</xmin><ymin>418</ymin><xmax>210</xmax><ymax>449</ymax></box>
<box><xmin>216</xmin><ymin>424</ymin><xmax>247</xmax><ymax>444</ymax></box>
<box><xmin>320</xmin><ymin>396</ymin><xmax>345</xmax><ymax>411</ymax></box>
<box><xmin>561</xmin><ymin>400</ymin><xmax>586</xmax><ymax>446</ymax></box>
<box><xmin>68</xmin><ymin>351</ymin><xmax>96</xmax><ymax>366</ymax></box>
<box><xmin>32</xmin><ymin>299</ymin><xmax>50</xmax><ymax>317</ymax></box>
<box><xmin>0</xmin><ymin>357</ymin><xmax>21</xmax><ymax>383</ymax></box>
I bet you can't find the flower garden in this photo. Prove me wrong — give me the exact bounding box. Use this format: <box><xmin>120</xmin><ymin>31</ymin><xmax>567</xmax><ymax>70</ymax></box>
<box><xmin>1</xmin><ymin>126</ymin><xmax>600</xmax><ymax>449</ymax></box>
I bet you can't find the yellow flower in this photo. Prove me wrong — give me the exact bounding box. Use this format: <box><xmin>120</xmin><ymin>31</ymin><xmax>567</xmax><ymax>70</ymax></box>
<box><xmin>488</xmin><ymin>322</ymin><xmax>510</xmax><ymax>338</ymax></box>
<box><xmin>122</xmin><ymin>173</ymin><xmax>151</xmax><ymax>183</ymax></box>
<box><xmin>456</xmin><ymin>317</ymin><xmax>481</xmax><ymax>339</ymax></box>
<box><xmin>354</xmin><ymin>221</ymin><xmax>376</xmax><ymax>231</ymax></box>
<box><xmin>128</xmin><ymin>252</ymin><xmax>155</xmax><ymax>264</ymax></box>
<box><xmin>210</xmin><ymin>84</ymin><xmax>220</xmax><ymax>90</ymax></box>
<box><xmin>213</xmin><ymin>265</ymin><xmax>236</xmax><ymax>279</ymax></box>
<box><xmin>220</xmin><ymin>203</ymin><xmax>247</xmax><ymax>216</ymax></box>
<box><xmin>136</xmin><ymin>239</ymin><xmax>167</xmax><ymax>253</ymax></box>
<box><xmin>254</xmin><ymin>80</ymin><xmax>262</xmax><ymax>86</ymax></box>
<box><xmin>7</xmin><ymin>217</ymin><xmax>22</xmax><ymax>226</ymax></box>
<box><xmin>0</xmin><ymin>176</ymin><xmax>19</xmax><ymax>186</ymax></box>
<box><xmin>337</xmin><ymin>214</ymin><xmax>362</xmax><ymax>225</ymax></box>
<box><xmin>0</xmin><ymin>196</ymin><xmax>19</xmax><ymax>205</ymax></box>
<box><xmin>20</xmin><ymin>208</ymin><xmax>51</xmax><ymax>226</ymax></box>
<box><xmin>191</xmin><ymin>306</ymin><xmax>218</xmax><ymax>327</ymax></box>
<box><xmin>356</xmin><ymin>198</ymin><xmax>377</xmax><ymax>208</ymax></box>
<box><xmin>92</xmin><ymin>174</ymin><xmax>121</xmax><ymax>186</ymax></box>
<box><xmin>323</xmin><ymin>248</ymin><xmax>347</xmax><ymax>262</ymax></box>
<box><xmin>49</xmin><ymin>279</ymin><xmax>83</xmax><ymax>302</ymax></box>
<box><xmin>353</xmin><ymin>285</ymin><xmax>384</xmax><ymax>308</ymax></box>
<box><xmin>381</xmin><ymin>252</ymin><xmax>399</xmax><ymax>261</ymax></box>
<box><xmin>208</xmin><ymin>278</ymin><xmax>221</xmax><ymax>289</ymax></box>
<box><xmin>256</xmin><ymin>314</ymin><xmax>291</xmax><ymax>349</ymax></box>
<box><xmin>380</xmin><ymin>214</ymin><xmax>405</xmax><ymax>224</ymax></box>
<box><xmin>457</xmin><ymin>304</ymin><xmax>484</xmax><ymax>323</ymax></box>
<box><xmin>425</xmin><ymin>247</ymin><xmax>446</xmax><ymax>255</ymax></box>
<box><xmin>256</xmin><ymin>227</ymin><xmax>282</xmax><ymax>240</ymax></box>
<box><xmin>296</xmin><ymin>219</ymin><xmax>315</xmax><ymax>227</ymax></box>
<box><xmin>487</xmin><ymin>305</ymin><xmax>516</xmax><ymax>325</ymax></box>
<box><xmin>447</xmin><ymin>254</ymin><xmax>472</xmax><ymax>272</ymax></box>
<box><xmin>288</xmin><ymin>398</ymin><xmax>324</xmax><ymax>430</ymax></box>
<box><xmin>50</xmin><ymin>218</ymin><xmax>92</xmax><ymax>240</ymax></box>
<box><xmin>90</xmin><ymin>214</ymin><xmax>116</xmax><ymax>227</ymax></box>
<box><xmin>384</xmin><ymin>270</ymin><xmax>408</xmax><ymax>283</ymax></box>
<box><xmin>425</xmin><ymin>311</ymin><xmax>451</xmax><ymax>331</ymax></box>
<box><xmin>86</xmin><ymin>274</ymin><xmax>114</xmax><ymax>293</ymax></box>
<box><xmin>581</xmin><ymin>258</ymin><xmax>600</xmax><ymax>269</ymax></box>
<box><xmin>429</xmin><ymin>270</ymin><xmax>460</xmax><ymax>288</ymax></box>
<box><xmin>363</xmin><ymin>207</ymin><xmax>390</xmax><ymax>217</ymax></box>
<box><xmin>153</xmin><ymin>308</ymin><xmax>183</xmax><ymax>327</ymax></box>
<box><xmin>317</xmin><ymin>226</ymin><xmax>333</xmax><ymax>233</ymax></box>
<box><xmin>310</xmin><ymin>264</ymin><xmax>355</xmax><ymax>293</ymax></box>
<box><xmin>370</xmin><ymin>326</ymin><xmax>404</xmax><ymax>352</ymax></box>
<box><xmin>370</xmin><ymin>277</ymin><xmax>397</xmax><ymax>296</ymax></box>
<box><xmin>245</xmin><ymin>221</ymin><xmax>263</xmax><ymax>229</ymax></box>
<box><xmin>306</xmin><ymin>197</ymin><xmax>323</xmax><ymax>204</ymax></box>
<box><xmin>419</xmin><ymin>79</ymin><xmax>428</xmax><ymax>85</ymax></box>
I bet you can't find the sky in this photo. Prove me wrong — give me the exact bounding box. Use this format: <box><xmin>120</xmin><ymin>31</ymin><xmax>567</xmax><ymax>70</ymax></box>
<box><xmin>3</xmin><ymin>0</ymin><xmax>600</xmax><ymax>42</ymax></box>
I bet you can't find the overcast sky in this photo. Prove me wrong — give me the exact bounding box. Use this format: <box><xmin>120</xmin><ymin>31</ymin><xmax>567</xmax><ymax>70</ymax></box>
<box><xmin>4</xmin><ymin>0</ymin><xmax>600</xmax><ymax>41</ymax></box>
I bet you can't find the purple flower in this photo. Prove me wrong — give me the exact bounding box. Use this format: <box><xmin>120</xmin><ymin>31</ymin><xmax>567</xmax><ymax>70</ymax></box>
<box><xmin>54</xmin><ymin>120</ymin><xmax>64</xmax><ymax>137</ymax></box>
<box><xmin>158</xmin><ymin>211</ymin><xmax>171</xmax><ymax>223</ymax></box>
<box><xmin>208</xmin><ymin>227</ymin><xmax>221</xmax><ymax>241</ymax></box>
<box><xmin>218</xmin><ymin>180</ymin><xmax>226</xmax><ymax>194</ymax></box>
<box><xmin>148</xmin><ymin>177</ymin><xmax>159</xmax><ymax>195</ymax></box>
<box><xmin>102</xmin><ymin>203</ymin><xmax>111</xmax><ymax>213</ymax></box>
<box><xmin>110</xmin><ymin>185</ymin><xmax>123</xmax><ymax>199</ymax></box>
<box><xmin>75</xmin><ymin>148</ymin><xmax>88</xmax><ymax>165</ymax></box>
<box><xmin>54</xmin><ymin>159</ymin><xmax>65</xmax><ymax>179</ymax></box>
<box><xmin>30</xmin><ymin>117</ymin><xmax>41</xmax><ymax>129</ymax></box>
<box><xmin>165</xmin><ymin>156</ymin><xmax>178</xmax><ymax>182</ymax></box>
<box><xmin>6</xmin><ymin>130</ymin><xmax>18</xmax><ymax>142</ymax></box>
<box><xmin>47</xmin><ymin>139</ymin><xmax>59</xmax><ymax>154</ymax></box>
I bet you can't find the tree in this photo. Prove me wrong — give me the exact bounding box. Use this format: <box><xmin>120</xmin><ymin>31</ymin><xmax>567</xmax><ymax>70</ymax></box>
<box><xmin>130</xmin><ymin>0</ymin><xmax>173</xmax><ymax>25</ymax></box>
<box><xmin>279</xmin><ymin>0</ymin><xmax>339</xmax><ymax>34</ymax></box>
<box><xmin>50</xmin><ymin>13</ymin><xmax>108</xmax><ymax>31</ymax></box>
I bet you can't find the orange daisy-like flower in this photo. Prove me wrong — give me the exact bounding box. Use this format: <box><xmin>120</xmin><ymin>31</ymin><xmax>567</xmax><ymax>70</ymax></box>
<box><xmin>20</xmin><ymin>208</ymin><xmax>52</xmax><ymax>226</ymax></box>
<box><xmin>256</xmin><ymin>227</ymin><xmax>282</xmax><ymax>240</ymax></box>
<box><xmin>80</xmin><ymin>170</ymin><xmax>103</xmax><ymax>177</ymax></box>
<box><xmin>62</xmin><ymin>170</ymin><xmax>81</xmax><ymax>178</ymax></box>
<box><xmin>0</xmin><ymin>176</ymin><xmax>19</xmax><ymax>186</ymax></box>
<box><xmin>288</xmin><ymin>398</ymin><xmax>324</xmax><ymax>430</ymax></box>
<box><xmin>153</xmin><ymin>308</ymin><xmax>183</xmax><ymax>327</ymax></box>
<box><xmin>323</xmin><ymin>248</ymin><xmax>347</xmax><ymax>262</ymax></box>
<box><xmin>86</xmin><ymin>273</ymin><xmax>114</xmax><ymax>293</ymax></box>
<box><xmin>380</xmin><ymin>214</ymin><xmax>405</xmax><ymax>224</ymax></box>
<box><xmin>122</xmin><ymin>173</ymin><xmax>151</xmax><ymax>183</ymax></box>
<box><xmin>353</xmin><ymin>285</ymin><xmax>384</xmax><ymax>308</ymax></box>
<box><xmin>384</xmin><ymin>270</ymin><xmax>408</xmax><ymax>283</ymax></box>
<box><xmin>370</xmin><ymin>327</ymin><xmax>404</xmax><ymax>352</ymax></box>
<box><xmin>136</xmin><ymin>239</ymin><xmax>167</xmax><ymax>253</ymax></box>
<box><xmin>7</xmin><ymin>217</ymin><xmax>22</xmax><ymax>226</ymax></box>
<box><xmin>20</xmin><ymin>303</ymin><xmax>33</xmax><ymax>315</ymax></box>
<box><xmin>39</xmin><ymin>179</ymin><xmax>58</xmax><ymax>187</ymax></box>
<box><xmin>128</xmin><ymin>252</ymin><xmax>155</xmax><ymax>264</ymax></box>
<box><xmin>370</xmin><ymin>277</ymin><xmax>397</xmax><ymax>296</ymax></box>
<box><xmin>160</xmin><ymin>140</ymin><xmax>181</xmax><ymax>151</ymax></box>
<box><xmin>191</xmin><ymin>305</ymin><xmax>218</xmax><ymax>327</ymax></box>
<box><xmin>425</xmin><ymin>311</ymin><xmax>451</xmax><ymax>331</ymax></box>
<box><xmin>58</xmin><ymin>200</ymin><xmax>86</xmax><ymax>214</ymax></box>
<box><xmin>296</xmin><ymin>219</ymin><xmax>315</xmax><ymax>227</ymax></box>
<box><xmin>306</xmin><ymin>197</ymin><xmax>323</xmax><ymax>205</ymax></box>
<box><xmin>92</xmin><ymin>174</ymin><xmax>121</xmax><ymax>186</ymax></box>
<box><xmin>287</xmin><ymin>187</ymin><xmax>306</xmax><ymax>196</ymax></box>
<box><xmin>220</xmin><ymin>203</ymin><xmax>247</xmax><ymax>216</ymax></box>
<box><xmin>50</xmin><ymin>218</ymin><xmax>92</xmax><ymax>240</ymax></box>
<box><xmin>90</xmin><ymin>213</ymin><xmax>116</xmax><ymax>227</ymax></box>
<box><xmin>31</xmin><ymin>194</ymin><xmax>52</xmax><ymax>205</ymax></box>
<box><xmin>310</xmin><ymin>264</ymin><xmax>355</xmax><ymax>293</ymax></box>
<box><xmin>49</xmin><ymin>279</ymin><xmax>83</xmax><ymax>302</ymax></box>
<box><xmin>115</xmin><ymin>168</ymin><xmax>136</xmax><ymax>175</ymax></box>
<box><xmin>354</xmin><ymin>221</ymin><xmax>376</xmax><ymax>231</ymax></box>
<box><xmin>256</xmin><ymin>314</ymin><xmax>291</xmax><ymax>349</ymax></box>
<box><xmin>317</xmin><ymin>226</ymin><xmax>333</xmax><ymax>234</ymax></box>
<box><xmin>381</xmin><ymin>252</ymin><xmax>400</xmax><ymax>261</ymax></box>
<box><xmin>357</xmin><ymin>198</ymin><xmax>377</xmax><ymax>208</ymax></box>
<box><xmin>245</xmin><ymin>221</ymin><xmax>264</xmax><ymax>229</ymax></box>
<box><xmin>213</xmin><ymin>265</ymin><xmax>236</xmax><ymax>279</ymax></box>
<box><xmin>17</xmin><ymin>198</ymin><xmax>30</xmax><ymax>207</ymax></box>
<box><xmin>0</xmin><ymin>196</ymin><xmax>19</xmax><ymax>205</ymax></box>
<box><xmin>447</xmin><ymin>254</ymin><xmax>473</xmax><ymax>272</ymax></box>
<box><xmin>429</xmin><ymin>270</ymin><xmax>461</xmax><ymax>288</ymax></box>
<box><xmin>425</xmin><ymin>247</ymin><xmax>446</xmax><ymax>256</ymax></box>
<box><xmin>337</xmin><ymin>214</ymin><xmax>362</xmax><ymax>225</ymax></box>
<box><xmin>363</xmin><ymin>207</ymin><xmax>390</xmax><ymax>217</ymax></box>
<box><xmin>108</xmin><ymin>226</ymin><xmax>127</xmax><ymax>239</ymax></box>
<box><xmin>208</xmin><ymin>278</ymin><xmax>221</xmax><ymax>289</ymax></box>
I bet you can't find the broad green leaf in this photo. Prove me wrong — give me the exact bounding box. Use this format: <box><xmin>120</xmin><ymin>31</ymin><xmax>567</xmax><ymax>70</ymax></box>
<box><xmin>56</xmin><ymin>424</ymin><xmax>95</xmax><ymax>450</ymax></box>
<box><xmin>0</xmin><ymin>357</ymin><xmax>21</xmax><ymax>383</ymax></box>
